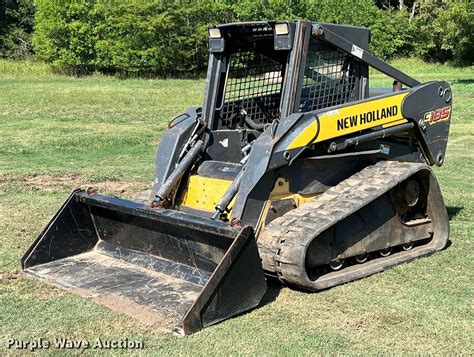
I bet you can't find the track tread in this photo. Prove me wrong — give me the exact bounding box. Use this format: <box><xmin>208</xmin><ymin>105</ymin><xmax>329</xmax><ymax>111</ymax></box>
<box><xmin>258</xmin><ymin>160</ymin><xmax>440</xmax><ymax>290</ymax></box>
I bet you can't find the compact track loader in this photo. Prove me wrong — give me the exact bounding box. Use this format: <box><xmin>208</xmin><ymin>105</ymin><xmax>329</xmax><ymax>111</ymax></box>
<box><xmin>22</xmin><ymin>21</ymin><xmax>451</xmax><ymax>335</ymax></box>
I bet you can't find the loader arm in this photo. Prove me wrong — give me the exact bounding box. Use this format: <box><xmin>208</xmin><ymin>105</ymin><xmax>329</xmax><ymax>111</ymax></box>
<box><xmin>231</xmin><ymin>81</ymin><xmax>451</xmax><ymax>226</ymax></box>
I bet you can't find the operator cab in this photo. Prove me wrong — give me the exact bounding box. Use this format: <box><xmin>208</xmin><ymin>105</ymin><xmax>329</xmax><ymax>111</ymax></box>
<box><xmin>211</xmin><ymin>22</ymin><xmax>289</xmax><ymax>131</ymax></box>
<box><xmin>203</xmin><ymin>21</ymin><xmax>369</xmax><ymax>163</ymax></box>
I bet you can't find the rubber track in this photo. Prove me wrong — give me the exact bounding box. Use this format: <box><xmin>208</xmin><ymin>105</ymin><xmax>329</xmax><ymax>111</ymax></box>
<box><xmin>258</xmin><ymin>160</ymin><xmax>446</xmax><ymax>291</ymax></box>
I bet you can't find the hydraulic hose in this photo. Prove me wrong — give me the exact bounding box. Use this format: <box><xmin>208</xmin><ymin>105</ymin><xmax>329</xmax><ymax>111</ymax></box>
<box><xmin>244</xmin><ymin>115</ymin><xmax>265</xmax><ymax>130</ymax></box>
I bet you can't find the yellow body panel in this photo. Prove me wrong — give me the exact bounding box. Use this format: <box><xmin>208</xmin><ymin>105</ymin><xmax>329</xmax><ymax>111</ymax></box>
<box><xmin>180</xmin><ymin>175</ymin><xmax>234</xmax><ymax>214</ymax></box>
<box><xmin>256</xmin><ymin>178</ymin><xmax>318</xmax><ymax>236</ymax></box>
<box><xmin>382</xmin><ymin>118</ymin><xmax>409</xmax><ymax>128</ymax></box>
<box><xmin>269</xmin><ymin>177</ymin><xmax>316</xmax><ymax>206</ymax></box>
<box><xmin>180</xmin><ymin>175</ymin><xmax>317</xmax><ymax>234</ymax></box>
<box><xmin>288</xmin><ymin>93</ymin><xmax>409</xmax><ymax>150</ymax></box>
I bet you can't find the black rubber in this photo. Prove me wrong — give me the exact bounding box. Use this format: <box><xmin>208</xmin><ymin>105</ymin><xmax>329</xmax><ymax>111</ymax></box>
<box><xmin>258</xmin><ymin>160</ymin><xmax>449</xmax><ymax>291</ymax></box>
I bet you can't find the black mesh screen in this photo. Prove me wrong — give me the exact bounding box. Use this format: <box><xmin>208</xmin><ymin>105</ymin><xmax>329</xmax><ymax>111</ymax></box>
<box><xmin>299</xmin><ymin>47</ymin><xmax>359</xmax><ymax>112</ymax></box>
<box><xmin>220</xmin><ymin>51</ymin><xmax>284</xmax><ymax>127</ymax></box>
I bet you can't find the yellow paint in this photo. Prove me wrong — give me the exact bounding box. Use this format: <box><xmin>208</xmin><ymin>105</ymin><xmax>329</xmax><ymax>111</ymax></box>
<box><xmin>255</xmin><ymin>200</ymin><xmax>271</xmax><ymax>237</ymax></box>
<box><xmin>382</xmin><ymin>118</ymin><xmax>408</xmax><ymax>128</ymax></box>
<box><xmin>287</xmin><ymin>121</ymin><xmax>319</xmax><ymax>151</ymax></box>
<box><xmin>256</xmin><ymin>177</ymin><xmax>318</xmax><ymax>236</ymax></box>
<box><xmin>180</xmin><ymin>175</ymin><xmax>234</xmax><ymax>214</ymax></box>
<box><xmin>269</xmin><ymin>177</ymin><xmax>316</xmax><ymax>206</ymax></box>
<box><xmin>287</xmin><ymin>93</ymin><xmax>409</xmax><ymax>150</ymax></box>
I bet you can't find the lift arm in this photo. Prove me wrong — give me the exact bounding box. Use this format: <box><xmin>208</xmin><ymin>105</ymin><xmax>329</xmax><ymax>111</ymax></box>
<box><xmin>313</xmin><ymin>24</ymin><xmax>421</xmax><ymax>88</ymax></box>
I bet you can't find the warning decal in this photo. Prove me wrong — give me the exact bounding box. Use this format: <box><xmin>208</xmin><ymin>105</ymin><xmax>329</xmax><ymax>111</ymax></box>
<box><xmin>351</xmin><ymin>44</ymin><xmax>364</xmax><ymax>59</ymax></box>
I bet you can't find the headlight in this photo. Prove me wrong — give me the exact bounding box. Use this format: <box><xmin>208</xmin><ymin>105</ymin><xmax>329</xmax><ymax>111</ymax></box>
<box><xmin>209</xmin><ymin>28</ymin><xmax>222</xmax><ymax>39</ymax></box>
<box><xmin>274</xmin><ymin>23</ymin><xmax>289</xmax><ymax>36</ymax></box>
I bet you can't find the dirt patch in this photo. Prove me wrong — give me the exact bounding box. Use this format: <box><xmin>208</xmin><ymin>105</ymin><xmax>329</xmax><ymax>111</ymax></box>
<box><xmin>23</xmin><ymin>173</ymin><xmax>147</xmax><ymax>195</ymax></box>
<box><xmin>87</xmin><ymin>181</ymin><xmax>147</xmax><ymax>195</ymax></box>
<box><xmin>345</xmin><ymin>310</ymin><xmax>405</xmax><ymax>331</ymax></box>
<box><xmin>23</xmin><ymin>173</ymin><xmax>83</xmax><ymax>189</ymax></box>
<box><xmin>0</xmin><ymin>272</ymin><xmax>21</xmax><ymax>281</ymax></box>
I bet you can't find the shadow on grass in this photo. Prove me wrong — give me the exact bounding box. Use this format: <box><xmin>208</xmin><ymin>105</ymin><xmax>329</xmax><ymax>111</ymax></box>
<box><xmin>452</xmin><ymin>79</ymin><xmax>474</xmax><ymax>85</ymax></box>
<box><xmin>447</xmin><ymin>206</ymin><xmax>462</xmax><ymax>221</ymax></box>
<box><xmin>258</xmin><ymin>280</ymin><xmax>283</xmax><ymax>307</ymax></box>
<box><xmin>218</xmin><ymin>279</ymin><xmax>282</xmax><ymax>326</ymax></box>
<box><xmin>442</xmin><ymin>206</ymin><xmax>462</xmax><ymax>251</ymax></box>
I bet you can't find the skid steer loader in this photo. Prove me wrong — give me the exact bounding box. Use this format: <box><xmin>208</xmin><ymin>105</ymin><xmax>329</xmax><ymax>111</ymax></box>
<box><xmin>22</xmin><ymin>21</ymin><xmax>451</xmax><ymax>335</ymax></box>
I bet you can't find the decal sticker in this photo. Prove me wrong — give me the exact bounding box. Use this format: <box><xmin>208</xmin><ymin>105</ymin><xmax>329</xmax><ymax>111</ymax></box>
<box><xmin>219</xmin><ymin>138</ymin><xmax>229</xmax><ymax>148</ymax></box>
<box><xmin>351</xmin><ymin>44</ymin><xmax>364</xmax><ymax>59</ymax></box>
<box><xmin>324</xmin><ymin>109</ymin><xmax>340</xmax><ymax>116</ymax></box>
<box><xmin>380</xmin><ymin>144</ymin><xmax>390</xmax><ymax>155</ymax></box>
<box><xmin>423</xmin><ymin>106</ymin><xmax>451</xmax><ymax>125</ymax></box>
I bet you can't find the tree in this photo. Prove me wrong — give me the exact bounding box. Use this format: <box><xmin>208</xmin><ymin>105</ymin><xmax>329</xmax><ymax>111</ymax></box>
<box><xmin>407</xmin><ymin>0</ymin><xmax>473</xmax><ymax>64</ymax></box>
<box><xmin>0</xmin><ymin>0</ymin><xmax>35</xmax><ymax>59</ymax></box>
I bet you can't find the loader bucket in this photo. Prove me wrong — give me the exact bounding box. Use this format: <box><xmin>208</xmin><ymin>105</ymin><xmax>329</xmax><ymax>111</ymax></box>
<box><xmin>21</xmin><ymin>189</ymin><xmax>267</xmax><ymax>335</ymax></box>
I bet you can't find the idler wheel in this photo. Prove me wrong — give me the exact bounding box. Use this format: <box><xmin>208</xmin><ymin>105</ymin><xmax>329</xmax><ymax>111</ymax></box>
<box><xmin>355</xmin><ymin>253</ymin><xmax>369</xmax><ymax>264</ymax></box>
<box><xmin>405</xmin><ymin>180</ymin><xmax>420</xmax><ymax>207</ymax></box>
<box><xmin>329</xmin><ymin>259</ymin><xmax>344</xmax><ymax>270</ymax></box>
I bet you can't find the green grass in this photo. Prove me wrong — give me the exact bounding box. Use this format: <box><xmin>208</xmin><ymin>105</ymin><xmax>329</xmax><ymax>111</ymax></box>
<box><xmin>1</xmin><ymin>59</ymin><xmax>473</xmax><ymax>355</ymax></box>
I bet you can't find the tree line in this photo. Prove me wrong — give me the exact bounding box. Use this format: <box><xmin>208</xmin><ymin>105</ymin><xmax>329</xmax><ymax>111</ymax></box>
<box><xmin>0</xmin><ymin>0</ymin><xmax>472</xmax><ymax>76</ymax></box>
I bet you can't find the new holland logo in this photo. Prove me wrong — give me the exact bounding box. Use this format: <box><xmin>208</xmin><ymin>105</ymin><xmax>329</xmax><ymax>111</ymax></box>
<box><xmin>337</xmin><ymin>105</ymin><xmax>399</xmax><ymax>130</ymax></box>
<box><xmin>424</xmin><ymin>106</ymin><xmax>451</xmax><ymax>125</ymax></box>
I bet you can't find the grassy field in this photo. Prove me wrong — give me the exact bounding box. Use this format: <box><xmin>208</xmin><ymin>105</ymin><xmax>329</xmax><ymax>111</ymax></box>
<box><xmin>0</xmin><ymin>58</ymin><xmax>473</xmax><ymax>355</ymax></box>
